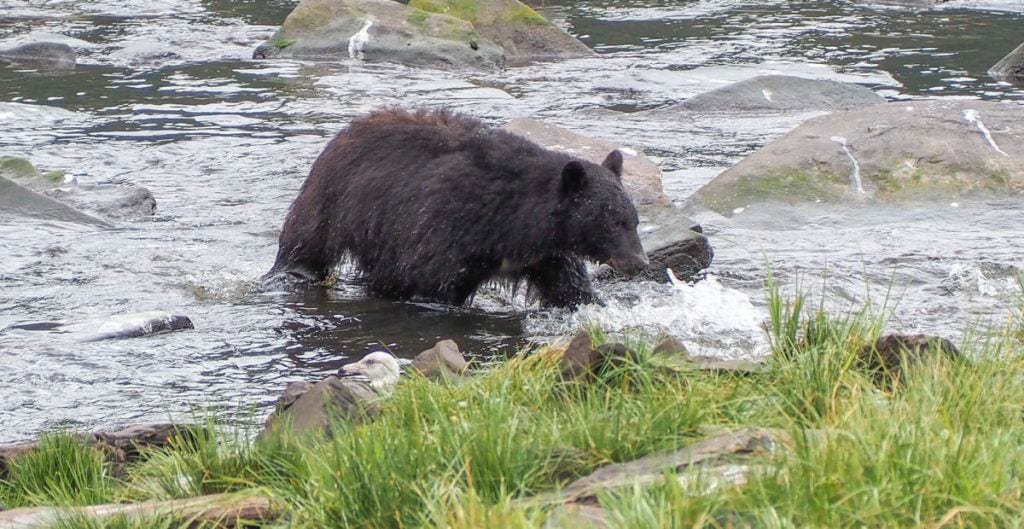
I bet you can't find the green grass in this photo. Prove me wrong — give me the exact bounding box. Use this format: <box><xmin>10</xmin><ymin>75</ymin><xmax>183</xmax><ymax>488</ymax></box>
<box><xmin>5</xmin><ymin>281</ymin><xmax>1024</xmax><ymax>528</ymax></box>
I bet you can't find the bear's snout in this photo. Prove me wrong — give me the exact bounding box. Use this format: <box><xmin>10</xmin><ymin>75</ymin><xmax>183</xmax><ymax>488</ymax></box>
<box><xmin>610</xmin><ymin>251</ymin><xmax>649</xmax><ymax>278</ymax></box>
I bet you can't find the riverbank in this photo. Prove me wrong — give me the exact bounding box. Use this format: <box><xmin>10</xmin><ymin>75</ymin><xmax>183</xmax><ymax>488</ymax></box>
<box><xmin>4</xmin><ymin>281</ymin><xmax>1023</xmax><ymax>528</ymax></box>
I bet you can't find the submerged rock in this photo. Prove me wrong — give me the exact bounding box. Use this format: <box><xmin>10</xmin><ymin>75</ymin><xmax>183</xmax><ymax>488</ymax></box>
<box><xmin>990</xmin><ymin>41</ymin><xmax>1024</xmax><ymax>84</ymax></box>
<box><xmin>668</xmin><ymin>75</ymin><xmax>883</xmax><ymax>114</ymax></box>
<box><xmin>690</xmin><ymin>99</ymin><xmax>1024</xmax><ymax>215</ymax></box>
<box><xmin>408</xmin><ymin>0</ymin><xmax>593</xmax><ymax>65</ymax></box>
<box><xmin>502</xmin><ymin>118</ymin><xmax>713</xmax><ymax>281</ymax></box>
<box><xmin>0</xmin><ymin>42</ymin><xmax>75</xmax><ymax>70</ymax></box>
<box><xmin>62</xmin><ymin>311</ymin><xmax>194</xmax><ymax>341</ymax></box>
<box><xmin>253</xmin><ymin>0</ymin><xmax>505</xmax><ymax>70</ymax></box>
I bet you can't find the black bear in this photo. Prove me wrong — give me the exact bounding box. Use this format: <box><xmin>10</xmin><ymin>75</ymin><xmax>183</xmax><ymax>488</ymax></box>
<box><xmin>267</xmin><ymin>108</ymin><xmax>648</xmax><ymax>308</ymax></box>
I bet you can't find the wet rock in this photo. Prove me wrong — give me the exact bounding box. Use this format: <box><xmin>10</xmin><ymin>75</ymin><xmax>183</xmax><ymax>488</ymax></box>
<box><xmin>0</xmin><ymin>156</ymin><xmax>65</xmax><ymax>187</ymax></box>
<box><xmin>48</xmin><ymin>185</ymin><xmax>157</xmax><ymax>220</ymax></box>
<box><xmin>560</xmin><ymin>331</ymin><xmax>597</xmax><ymax>381</ymax></box>
<box><xmin>264</xmin><ymin>351</ymin><xmax>401</xmax><ymax>438</ymax></box>
<box><xmin>253</xmin><ymin>0</ymin><xmax>505</xmax><ymax>70</ymax></box>
<box><xmin>990</xmin><ymin>42</ymin><xmax>1024</xmax><ymax>84</ymax></box>
<box><xmin>0</xmin><ymin>42</ymin><xmax>75</xmax><ymax>70</ymax></box>
<box><xmin>690</xmin><ymin>99</ymin><xmax>1024</xmax><ymax>216</ymax></box>
<box><xmin>0</xmin><ymin>176</ymin><xmax>112</xmax><ymax>228</ymax></box>
<box><xmin>502</xmin><ymin>118</ymin><xmax>713</xmax><ymax>281</ymax></box>
<box><xmin>859</xmin><ymin>333</ymin><xmax>962</xmax><ymax>386</ymax></box>
<box><xmin>408</xmin><ymin>0</ymin><xmax>593</xmax><ymax>66</ymax></box>
<box><xmin>669</xmin><ymin>75</ymin><xmax>883</xmax><ymax>114</ymax></box>
<box><xmin>410</xmin><ymin>339</ymin><xmax>469</xmax><ymax>381</ymax></box>
<box><xmin>652</xmin><ymin>335</ymin><xmax>688</xmax><ymax>357</ymax></box>
<box><xmin>559</xmin><ymin>332</ymin><xmax>640</xmax><ymax>382</ymax></box>
<box><xmin>62</xmin><ymin>311</ymin><xmax>194</xmax><ymax>341</ymax></box>
<box><xmin>533</xmin><ymin>428</ymin><xmax>786</xmax><ymax>508</ymax></box>
<box><xmin>1</xmin><ymin>157</ymin><xmax>156</xmax><ymax>221</ymax></box>
<box><xmin>262</xmin><ymin>375</ymin><xmax>381</xmax><ymax>438</ymax></box>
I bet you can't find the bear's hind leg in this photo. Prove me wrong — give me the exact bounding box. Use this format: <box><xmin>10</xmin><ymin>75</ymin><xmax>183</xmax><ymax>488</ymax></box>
<box><xmin>524</xmin><ymin>256</ymin><xmax>596</xmax><ymax>309</ymax></box>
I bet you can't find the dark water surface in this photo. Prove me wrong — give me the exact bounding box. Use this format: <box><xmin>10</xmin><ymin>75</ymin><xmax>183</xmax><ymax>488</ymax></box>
<box><xmin>1</xmin><ymin>0</ymin><xmax>1023</xmax><ymax>442</ymax></box>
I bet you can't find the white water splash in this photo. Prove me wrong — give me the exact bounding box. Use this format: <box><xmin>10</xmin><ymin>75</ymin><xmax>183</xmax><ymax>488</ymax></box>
<box><xmin>527</xmin><ymin>274</ymin><xmax>770</xmax><ymax>360</ymax></box>
<box><xmin>831</xmin><ymin>135</ymin><xmax>865</xmax><ymax>194</ymax></box>
<box><xmin>348</xmin><ymin>19</ymin><xmax>373</xmax><ymax>60</ymax></box>
<box><xmin>963</xmin><ymin>109</ymin><xmax>1009</xmax><ymax>157</ymax></box>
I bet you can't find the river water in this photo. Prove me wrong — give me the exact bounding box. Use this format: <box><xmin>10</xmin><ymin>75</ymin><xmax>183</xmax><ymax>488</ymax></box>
<box><xmin>1</xmin><ymin>0</ymin><xmax>1022</xmax><ymax>442</ymax></box>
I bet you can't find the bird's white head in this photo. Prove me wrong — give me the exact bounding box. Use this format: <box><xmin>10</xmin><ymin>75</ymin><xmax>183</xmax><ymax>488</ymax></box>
<box><xmin>342</xmin><ymin>351</ymin><xmax>401</xmax><ymax>391</ymax></box>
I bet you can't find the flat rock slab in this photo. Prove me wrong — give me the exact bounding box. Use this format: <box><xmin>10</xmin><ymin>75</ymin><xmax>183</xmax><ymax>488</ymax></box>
<box><xmin>669</xmin><ymin>75</ymin><xmax>883</xmax><ymax>114</ymax></box>
<box><xmin>0</xmin><ymin>493</ymin><xmax>273</xmax><ymax>529</ymax></box>
<box><xmin>503</xmin><ymin>118</ymin><xmax>713</xmax><ymax>280</ymax></box>
<box><xmin>529</xmin><ymin>428</ymin><xmax>786</xmax><ymax>514</ymax></box>
<box><xmin>690</xmin><ymin>99</ymin><xmax>1024</xmax><ymax>215</ymax></box>
<box><xmin>254</xmin><ymin>0</ymin><xmax>505</xmax><ymax>70</ymax></box>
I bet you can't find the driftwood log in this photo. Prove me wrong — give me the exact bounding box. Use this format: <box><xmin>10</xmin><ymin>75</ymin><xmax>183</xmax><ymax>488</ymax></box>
<box><xmin>0</xmin><ymin>423</ymin><xmax>201</xmax><ymax>478</ymax></box>
<box><xmin>0</xmin><ymin>493</ymin><xmax>275</xmax><ymax>529</ymax></box>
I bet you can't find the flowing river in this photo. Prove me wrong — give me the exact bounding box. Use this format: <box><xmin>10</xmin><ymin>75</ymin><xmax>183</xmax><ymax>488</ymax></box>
<box><xmin>1</xmin><ymin>0</ymin><xmax>1022</xmax><ymax>442</ymax></box>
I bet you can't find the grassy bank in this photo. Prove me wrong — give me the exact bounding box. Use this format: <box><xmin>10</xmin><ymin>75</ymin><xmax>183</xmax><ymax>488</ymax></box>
<box><xmin>3</xmin><ymin>285</ymin><xmax>1024</xmax><ymax>528</ymax></box>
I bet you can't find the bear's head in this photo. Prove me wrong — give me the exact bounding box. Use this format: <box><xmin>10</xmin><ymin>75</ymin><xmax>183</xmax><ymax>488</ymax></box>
<box><xmin>559</xmin><ymin>150</ymin><xmax>649</xmax><ymax>277</ymax></box>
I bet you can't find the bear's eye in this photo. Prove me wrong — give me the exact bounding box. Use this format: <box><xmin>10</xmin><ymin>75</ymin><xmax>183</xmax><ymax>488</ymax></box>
<box><xmin>617</xmin><ymin>220</ymin><xmax>631</xmax><ymax>229</ymax></box>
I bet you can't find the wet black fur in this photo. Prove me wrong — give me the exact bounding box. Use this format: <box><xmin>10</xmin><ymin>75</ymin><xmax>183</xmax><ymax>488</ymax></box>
<box><xmin>267</xmin><ymin>108</ymin><xmax>644</xmax><ymax>308</ymax></box>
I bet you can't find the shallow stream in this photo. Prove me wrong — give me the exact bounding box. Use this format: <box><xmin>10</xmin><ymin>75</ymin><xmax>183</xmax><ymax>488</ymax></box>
<box><xmin>1</xmin><ymin>0</ymin><xmax>1023</xmax><ymax>442</ymax></box>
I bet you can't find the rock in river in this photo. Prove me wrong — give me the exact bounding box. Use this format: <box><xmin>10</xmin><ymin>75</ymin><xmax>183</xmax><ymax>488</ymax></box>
<box><xmin>990</xmin><ymin>41</ymin><xmax>1024</xmax><ymax>84</ymax></box>
<box><xmin>503</xmin><ymin>118</ymin><xmax>713</xmax><ymax>281</ymax></box>
<box><xmin>689</xmin><ymin>99</ymin><xmax>1024</xmax><ymax>216</ymax></box>
<box><xmin>0</xmin><ymin>176</ymin><xmax>111</xmax><ymax>228</ymax></box>
<box><xmin>253</xmin><ymin>0</ymin><xmax>505</xmax><ymax>70</ymax></box>
<box><xmin>667</xmin><ymin>75</ymin><xmax>884</xmax><ymax>114</ymax></box>
<box><xmin>408</xmin><ymin>0</ymin><xmax>593</xmax><ymax>65</ymax></box>
<box><xmin>0</xmin><ymin>42</ymin><xmax>76</xmax><ymax>70</ymax></box>
<box><xmin>61</xmin><ymin>311</ymin><xmax>195</xmax><ymax>341</ymax></box>
<box><xmin>253</xmin><ymin>0</ymin><xmax>592</xmax><ymax>69</ymax></box>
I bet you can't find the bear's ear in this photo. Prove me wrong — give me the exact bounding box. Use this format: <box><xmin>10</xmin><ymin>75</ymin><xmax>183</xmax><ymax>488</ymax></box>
<box><xmin>602</xmin><ymin>150</ymin><xmax>624</xmax><ymax>179</ymax></box>
<box><xmin>561</xmin><ymin>161</ymin><xmax>587</xmax><ymax>193</ymax></box>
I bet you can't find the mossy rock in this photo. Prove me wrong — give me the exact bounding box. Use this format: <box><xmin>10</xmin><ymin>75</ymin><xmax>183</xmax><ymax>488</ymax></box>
<box><xmin>0</xmin><ymin>156</ymin><xmax>64</xmax><ymax>188</ymax></box>
<box><xmin>690</xmin><ymin>99</ymin><xmax>1024</xmax><ymax>215</ymax></box>
<box><xmin>253</xmin><ymin>0</ymin><xmax>505</xmax><ymax>70</ymax></box>
<box><xmin>409</xmin><ymin>0</ymin><xmax>592</xmax><ymax>65</ymax></box>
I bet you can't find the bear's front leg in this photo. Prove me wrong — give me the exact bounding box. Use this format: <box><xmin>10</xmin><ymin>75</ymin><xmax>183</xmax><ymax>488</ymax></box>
<box><xmin>524</xmin><ymin>256</ymin><xmax>597</xmax><ymax>309</ymax></box>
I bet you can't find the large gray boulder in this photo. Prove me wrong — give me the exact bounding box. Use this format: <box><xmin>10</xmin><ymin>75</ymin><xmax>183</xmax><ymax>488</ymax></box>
<box><xmin>408</xmin><ymin>0</ymin><xmax>593</xmax><ymax>65</ymax></box>
<box><xmin>502</xmin><ymin>118</ymin><xmax>713</xmax><ymax>281</ymax></box>
<box><xmin>0</xmin><ymin>156</ymin><xmax>156</xmax><ymax>221</ymax></box>
<box><xmin>670</xmin><ymin>75</ymin><xmax>884</xmax><ymax>114</ymax></box>
<box><xmin>690</xmin><ymin>99</ymin><xmax>1024</xmax><ymax>215</ymax></box>
<box><xmin>0</xmin><ymin>176</ymin><xmax>110</xmax><ymax>227</ymax></box>
<box><xmin>253</xmin><ymin>0</ymin><xmax>505</xmax><ymax>70</ymax></box>
<box><xmin>990</xmin><ymin>42</ymin><xmax>1024</xmax><ymax>84</ymax></box>
<box><xmin>0</xmin><ymin>42</ymin><xmax>75</xmax><ymax>70</ymax></box>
